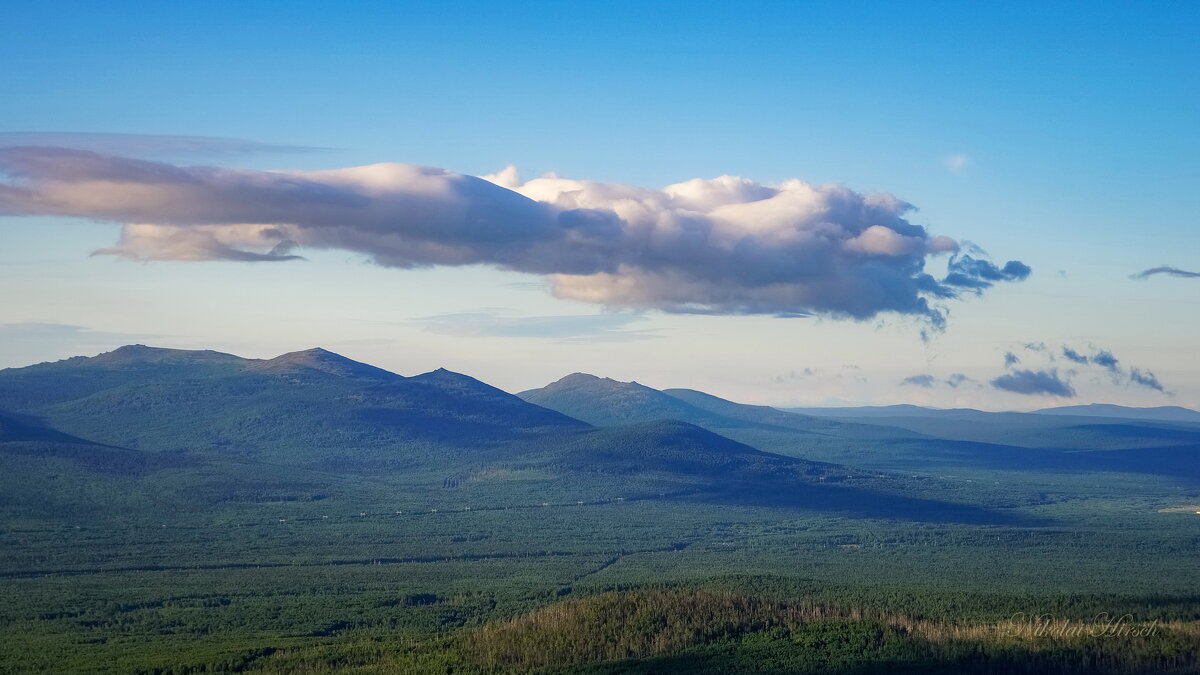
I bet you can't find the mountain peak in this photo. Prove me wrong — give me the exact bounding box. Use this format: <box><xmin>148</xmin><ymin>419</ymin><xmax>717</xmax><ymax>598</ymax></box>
<box><xmin>252</xmin><ymin>348</ymin><xmax>398</xmax><ymax>379</ymax></box>
<box><xmin>410</xmin><ymin>367</ymin><xmax>480</xmax><ymax>385</ymax></box>
<box><xmin>547</xmin><ymin>372</ymin><xmax>625</xmax><ymax>388</ymax></box>
<box><xmin>296</xmin><ymin>347</ymin><xmax>333</xmax><ymax>355</ymax></box>
<box><xmin>518</xmin><ymin>373</ymin><xmax>697</xmax><ymax>426</ymax></box>
<box><xmin>108</xmin><ymin>344</ymin><xmax>154</xmax><ymax>356</ymax></box>
<box><xmin>90</xmin><ymin>345</ymin><xmax>243</xmax><ymax>365</ymax></box>
<box><xmin>407</xmin><ymin>368</ymin><xmax>522</xmax><ymax>399</ymax></box>
<box><xmin>558</xmin><ymin>371</ymin><xmax>599</xmax><ymax>381</ymax></box>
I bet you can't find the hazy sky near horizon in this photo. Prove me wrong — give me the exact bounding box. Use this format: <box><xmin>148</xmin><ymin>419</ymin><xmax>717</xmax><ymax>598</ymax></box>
<box><xmin>1</xmin><ymin>1</ymin><xmax>1197</xmax><ymax>409</ymax></box>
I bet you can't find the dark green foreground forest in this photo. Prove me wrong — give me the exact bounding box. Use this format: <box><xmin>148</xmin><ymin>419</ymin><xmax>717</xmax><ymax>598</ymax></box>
<box><xmin>1</xmin><ymin>347</ymin><xmax>1198</xmax><ymax>673</ymax></box>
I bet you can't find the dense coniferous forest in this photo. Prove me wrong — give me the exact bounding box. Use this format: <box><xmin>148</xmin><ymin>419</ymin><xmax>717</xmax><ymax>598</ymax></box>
<box><xmin>1</xmin><ymin>346</ymin><xmax>1198</xmax><ymax>673</ymax></box>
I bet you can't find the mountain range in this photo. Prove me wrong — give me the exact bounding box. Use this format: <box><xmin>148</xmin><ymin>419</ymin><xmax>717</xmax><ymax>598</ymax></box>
<box><xmin>3</xmin><ymin>346</ymin><xmax>1199</xmax><ymax>527</ymax></box>
<box><xmin>1</xmin><ymin>347</ymin><xmax>865</xmax><ymax>522</ymax></box>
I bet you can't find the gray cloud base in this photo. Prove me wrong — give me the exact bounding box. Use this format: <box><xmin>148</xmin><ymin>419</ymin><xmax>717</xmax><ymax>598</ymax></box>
<box><xmin>991</xmin><ymin>369</ymin><xmax>1076</xmax><ymax>397</ymax></box>
<box><xmin>0</xmin><ymin>147</ymin><xmax>1031</xmax><ymax>325</ymax></box>
<box><xmin>994</xmin><ymin>343</ymin><xmax>1167</xmax><ymax>397</ymax></box>
<box><xmin>1131</xmin><ymin>266</ymin><xmax>1200</xmax><ymax>280</ymax></box>
<box><xmin>900</xmin><ymin>374</ymin><xmax>936</xmax><ymax>387</ymax></box>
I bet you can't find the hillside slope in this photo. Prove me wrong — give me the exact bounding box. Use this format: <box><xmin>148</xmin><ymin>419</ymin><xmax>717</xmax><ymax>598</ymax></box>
<box><xmin>518</xmin><ymin>373</ymin><xmax>926</xmax><ymax>463</ymax></box>
<box><xmin>0</xmin><ymin>346</ymin><xmax>587</xmax><ymax>465</ymax></box>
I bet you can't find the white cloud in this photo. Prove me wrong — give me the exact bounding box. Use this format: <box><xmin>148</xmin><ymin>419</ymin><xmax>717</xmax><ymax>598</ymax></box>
<box><xmin>0</xmin><ymin>146</ymin><xmax>1031</xmax><ymax>327</ymax></box>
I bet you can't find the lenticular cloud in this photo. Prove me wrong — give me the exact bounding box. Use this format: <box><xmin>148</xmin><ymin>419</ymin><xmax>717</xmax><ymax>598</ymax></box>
<box><xmin>0</xmin><ymin>146</ymin><xmax>1029</xmax><ymax>325</ymax></box>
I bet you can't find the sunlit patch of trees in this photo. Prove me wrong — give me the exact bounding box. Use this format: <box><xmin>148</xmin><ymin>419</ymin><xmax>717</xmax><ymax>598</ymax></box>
<box><xmin>463</xmin><ymin>590</ymin><xmax>1200</xmax><ymax>674</ymax></box>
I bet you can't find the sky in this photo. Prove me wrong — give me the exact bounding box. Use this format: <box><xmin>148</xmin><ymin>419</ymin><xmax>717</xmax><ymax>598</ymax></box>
<box><xmin>1</xmin><ymin>0</ymin><xmax>1197</xmax><ymax>409</ymax></box>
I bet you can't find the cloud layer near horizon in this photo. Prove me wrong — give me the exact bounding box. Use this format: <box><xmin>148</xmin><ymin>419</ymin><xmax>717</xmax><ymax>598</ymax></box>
<box><xmin>0</xmin><ymin>146</ymin><xmax>1030</xmax><ymax>324</ymax></box>
<box><xmin>0</xmin><ymin>132</ymin><xmax>321</xmax><ymax>159</ymax></box>
<box><xmin>990</xmin><ymin>342</ymin><xmax>1169</xmax><ymax>397</ymax></box>
<box><xmin>1131</xmin><ymin>266</ymin><xmax>1200</xmax><ymax>280</ymax></box>
<box><xmin>991</xmin><ymin>369</ymin><xmax>1076</xmax><ymax>397</ymax></box>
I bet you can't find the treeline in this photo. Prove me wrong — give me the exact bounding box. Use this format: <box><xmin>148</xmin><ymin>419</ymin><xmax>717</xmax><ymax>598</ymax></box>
<box><xmin>240</xmin><ymin>588</ymin><xmax>1199</xmax><ymax>674</ymax></box>
<box><xmin>461</xmin><ymin>589</ymin><xmax>1199</xmax><ymax>674</ymax></box>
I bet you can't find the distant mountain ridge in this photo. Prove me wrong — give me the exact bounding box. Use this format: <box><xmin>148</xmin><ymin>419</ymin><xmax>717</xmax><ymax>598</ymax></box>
<box><xmin>0</xmin><ymin>347</ymin><xmax>852</xmax><ymax>486</ymax></box>
<box><xmin>1032</xmin><ymin>403</ymin><xmax>1200</xmax><ymax>424</ymax></box>
<box><xmin>518</xmin><ymin>372</ymin><xmax>847</xmax><ymax>433</ymax></box>
<box><xmin>785</xmin><ymin>402</ymin><xmax>1200</xmax><ymax>425</ymax></box>
<box><xmin>247</xmin><ymin>347</ymin><xmax>400</xmax><ymax>379</ymax></box>
<box><xmin>518</xmin><ymin>373</ymin><xmax>712</xmax><ymax>427</ymax></box>
<box><xmin>783</xmin><ymin>404</ymin><xmax>960</xmax><ymax>419</ymax></box>
<box><xmin>518</xmin><ymin>373</ymin><xmax>899</xmax><ymax>435</ymax></box>
<box><xmin>778</xmin><ymin>401</ymin><xmax>1200</xmax><ymax>451</ymax></box>
<box><xmin>0</xmin><ymin>345</ymin><xmax>587</xmax><ymax>465</ymax></box>
<box><xmin>88</xmin><ymin>344</ymin><xmax>243</xmax><ymax>365</ymax></box>
<box><xmin>517</xmin><ymin>373</ymin><xmax>933</xmax><ymax>466</ymax></box>
<box><xmin>0</xmin><ymin>347</ymin><xmax>879</xmax><ymax>515</ymax></box>
<box><xmin>3</xmin><ymin>345</ymin><xmax>1194</xmax><ymax>532</ymax></box>
<box><xmin>4</xmin><ymin>347</ymin><xmax>1195</xmax><ymax>482</ymax></box>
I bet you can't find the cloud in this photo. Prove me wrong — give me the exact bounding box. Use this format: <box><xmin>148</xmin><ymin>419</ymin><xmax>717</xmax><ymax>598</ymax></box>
<box><xmin>93</xmin><ymin>226</ymin><xmax>304</xmax><ymax>262</ymax></box>
<box><xmin>773</xmin><ymin>367</ymin><xmax>817</xmax><ymax>384</ymax></box>
<box><xmin>1003</xmin><ymin>351</ymin><xmax>1020</xmax><ymax>367</ymax></box>
<box><xmin>991</xmin><ymin>369</ymin><xmax>1075</xmax><ymax>397</ymax></box>
<box><xmin>0</xmin><ymin>132</ymin><xmax>322</xmax><ymax>159</ymax></box>
<box><xmin>1006</xmin><ymin>342</ymin><xmax>1170</xmax><ymax>396</ymax></box>
<box><xmin>0</xmin><ymin>147</ymin><xmax>1031</xmax><ymax>325</ymax></box>
<box><xmin>945</xmin><ymin>373</ymin><xmax>974</xmax><ymax>388</ymax></box>
<box><xmin>1131</xmin><ymin>266</ymin><xmax>1200</xmax><ymax>280</ymax></box>
<box><xmin>943</xmin><ymin>154</ymin><xmax>971</xmax><ymax>173</ymax></box>
<box><xmin>900</xmin><ymin>374</ymin><xmax>936</xmax><ymax>387</ymax></box>
<box><xmin>899</xmin><ymin>372</ymin><xmax>975</xmax><ymax>389</ymax></box>
<box><xmin>1059</xmin><ymin>343</ymin><xmax>1166</xmax><ymax>391</ymax></box>
<box><xmin>941</xmin><ymin>254</ymin><xmax>1031</xmax><ymax>291</ymax></box>
<box><xmin>773</xmin><ymin>365</ymin><xmax>869</xmax><ymax>393</ymax></box>
<box><xmin>500</xmin><ymin>280</ymin><xmax>550</xmax><ymax>291</ymax></box>
<box><xmin>1129</xmin><ymin>368</ymin><xmax>1166</xmax><ymax>393</ymax></box>
<box><xmin>411</xmin><ymin>310</ymin><xmax>656</xmax><ymax>342</ymax></box>
<box><xmin>0</xmin><ymin>322</ymin><xmax>152</xmax><ymax>343</ymax></box>
<box><xmin>1090</xmin><ymin>349</ymin><xmax>1119</xmax><ymax>374</ymax></box>
<box><xmin>1061</xmin><ymin>346</ymin><xmax>1089</xmax><ymax>365</ymax></box>
<box><xmin>0</xmin><ymin>322</ymin><xmax>162</xmax><ymax>368</ymax></box>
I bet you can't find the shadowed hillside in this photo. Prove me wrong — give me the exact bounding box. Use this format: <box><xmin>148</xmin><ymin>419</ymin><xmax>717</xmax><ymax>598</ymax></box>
<box><xmin>0</xmin><ymin>346</ymin><xmax>586</xmax><ymax>464</ymax></box>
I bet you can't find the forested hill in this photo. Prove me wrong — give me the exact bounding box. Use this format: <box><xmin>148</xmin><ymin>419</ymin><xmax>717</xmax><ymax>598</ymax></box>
<box><xmin>518</xmin><ymin>372</ymin><xmax>915</xmax><ymax>441</ymax></box>
<box><xmin>0</xmin><ymin>345</ymin><xmax>587</xmax><ymax>463</ymax></box>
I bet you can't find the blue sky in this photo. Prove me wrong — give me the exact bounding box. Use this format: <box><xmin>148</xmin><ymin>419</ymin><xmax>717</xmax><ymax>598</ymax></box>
<box><xmin>1</xmin><ymin>0</ymin><xmax>1197</xmax><ymax>408</ymax></box>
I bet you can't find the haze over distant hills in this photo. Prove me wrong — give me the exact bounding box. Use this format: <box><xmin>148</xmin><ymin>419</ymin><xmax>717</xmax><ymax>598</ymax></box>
<box><xmin>521</xmin><ymin>371</ymin><xmax>1200</xmax><ymax>479</ymax></box>
<box><xmin>779</xmin><ymin>401</ymin><xmax>1200</xmax><ymax>451</ymax></box>
<box><xmin>519</xmin><ymin>373</ymin><xmax>858</xmax><ymax>433</ymax></box>
<box><xmin>1032</xmin><ymin>403</ymin><xmax>1200</xmax><ymax>424</ymax></box>
<box><xmin>783</xmin><ymin>404</ymin><xmax>985</xmax><ymax>419</ymax></box>
<box><xmin>787</xmin><ymin>402</ymin><xmax>1200</xmax><ymax>425</ymax></box>
<box><xmin>518</xmin><ymin>373</ymin><xmax>921</xmax><ymax>441</ymax></box>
